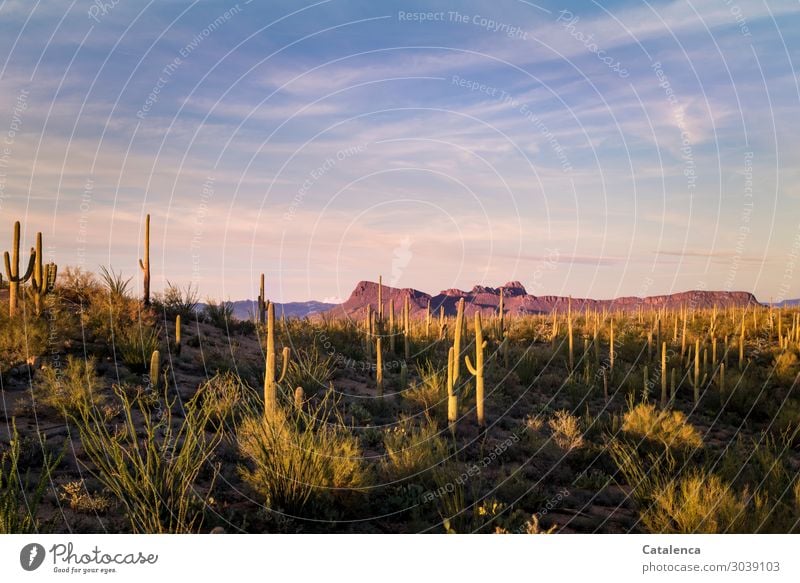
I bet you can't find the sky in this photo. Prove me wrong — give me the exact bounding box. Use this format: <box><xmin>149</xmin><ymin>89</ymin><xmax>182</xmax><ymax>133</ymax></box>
<box><xmin>0</xmin><ymin>0</ymin><xmax>798</xmax><ymax>303</ymax></box>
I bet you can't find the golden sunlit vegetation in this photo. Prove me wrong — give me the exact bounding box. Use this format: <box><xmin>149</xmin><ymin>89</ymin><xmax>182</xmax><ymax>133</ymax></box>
<box><xmin>1</xmin><ymin>218</ymin><xmax>800</xmax><ymax>534</ymax></box>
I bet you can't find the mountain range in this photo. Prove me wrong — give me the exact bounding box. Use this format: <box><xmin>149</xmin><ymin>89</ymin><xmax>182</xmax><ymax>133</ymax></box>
<box><xmin>221</xmin><ymin>282</ymin><xmax>765</xmax><ymax>320</ymax></box>
<box><xmin>320</xmin><ymin>281</ymin><xmax>761</xmax><ymax>319</ymax></box>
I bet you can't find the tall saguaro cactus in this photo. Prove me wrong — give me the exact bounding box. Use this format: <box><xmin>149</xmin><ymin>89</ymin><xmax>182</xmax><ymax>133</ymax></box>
<box><xmin>138</xmin><ymin>214</ymin><xmax>151</xmax><ymax>306</ymax></box>
<box><xmin>376</xmin><ymin>336</ymin><xmax>384</xmax><ymax>398</ymax></box>
<box><xmin>567</xmin><ymin>297</ymin><xmax>574</xmax><ymax>374</ymax></box>
<box><xmin>498</xmin><ymin>287</ymin><xmax>505</xmax><ymax>337</ymax></box>
<box><xmin>3</xmin><ymin>220</ymin><xmax>36</xmax><ymax>317</ymax></box>
<box><xmin>258</xmin><ymin>273</ymin><xmax>267</xmax><ymax>325</ymax></box>
<box><xmin>453</xmin><ymin>297</ymin><xmax>465</xmax><ymax>383</ymax></box>
<box><xmin>264</xmin><ymin>302</ymin><xmax>290</xmax><ymax>415</ymax></box>
<box><xmin>660</xmin><ymin>341</ymin><xmax>668</xmax><ymax>408</ymax></box>
<box><xmin>465</xmin><ymin>311</ymin><xmax>488</xmax><ymax>428</ymax></box>
<box><xmin>447</xmin><ymin>346</ymin><xmax>457</xmax><ymax>433</ymax></box>
<box><xmin>29</xmin><ymin>232</ymin><xmax>57</xmax><ymax>316</ymax></box>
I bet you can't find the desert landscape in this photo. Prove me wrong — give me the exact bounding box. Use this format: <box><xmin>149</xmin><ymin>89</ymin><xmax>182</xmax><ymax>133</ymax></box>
<box><xmin>1</xmin><ymin>216</ymin><xmax>799</xmax><ymax>534</ymax></box>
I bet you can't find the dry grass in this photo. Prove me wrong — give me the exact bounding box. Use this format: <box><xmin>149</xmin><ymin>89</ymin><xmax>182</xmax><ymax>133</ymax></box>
<box><xmin>642</xmin><ymin>472</ymin><xmax>745</xmax><ymax>533</ymax></box>
<box><xmin>382</xmin><ymin>416</ymin><xmax>450</xmax><ymax>482</ymax></box>
<box><xmin>621</xmin><ymin>401</ymin><xmax>702</xmax><ymax>451</ymax></box>
<box><xmin>238</xmin><ymin>395</ymin><xmax>369</xmax><ymax>515</ymax></box>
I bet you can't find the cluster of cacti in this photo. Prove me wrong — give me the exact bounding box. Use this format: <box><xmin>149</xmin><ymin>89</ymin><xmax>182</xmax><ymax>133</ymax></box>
<box><xmin>28</xmin><ymin>232</ymin><xmax>57</xmax><ymax>316</ymax></box>
<box><xmin>138</xmin><ymin>214</ymin><xmax>151</xmax><ymax>306</ymax></box>
<box><xmin>465</xmin><ymin>311</ymin><xmax>487</xmax><ymax>428</ymax></box>
<box><xmin>264</xmin><ymin>302</ymin><xmax>290</xmax><ymax>415</ymax></box>
<box><xmin>3</xmin><ymin>220</ymin><xmax>36</xmax><ymax>317</ymax></box>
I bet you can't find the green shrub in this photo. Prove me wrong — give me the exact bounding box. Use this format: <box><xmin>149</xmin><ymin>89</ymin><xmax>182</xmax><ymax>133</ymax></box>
<box><xmin>404</xmin><ymin>360</ymin><xmax>445</xmax><ymax>414</ymax></box>
<box><xmin>154</xmin><ymin>281</ymin><xmax>199</xmax><ymax>319</ymax></box>
<box><xmin>36</xmin><ymin>355</ymin><xmax>104</xmax><ymax>414</ymax></box>
<box><xmin>196</xmin><ymin>371</ymin><xmax>257</xmax><ymax>430</ymax></box>
<box><xmin>644</xmin><ymin>472</ymin><xmax>746</xmax><ymax>533</ymax></box>
<box><xmin>70</xmin><ymin>385</ymin><xmax>220</xmax><ymax>533</ymax></box>
<box><xmin>238</xmin><ymin>397</ymin><xmax>369</xmax><ymax>516</ymax></box>
<box><xmin>1</xmin><ymin>422</ymin><xmax>60</xmax><ymax>533</ymax></box>
<box><xmin>284</xmin><ymin>344</ymin><xmax>336</xmax><ymax>394</ymax></box>
<box><xmin>621</xmin><ymin>401</ymin><xmax>702</xmax><ymax>451</ymax></box>
<box><xmin>382</xmin><ymin>416</ymin><xmax>449</xmax><ymax>483</ymax></box>
<box><xmin>114</xmin><ymin>324</ymin><xmax>161</xmax><ymax>372</ymax></box>
<box><xmin>202</xmin><ymin>300</ymin><xmax>234</xmax><ymax>329</ymax></box>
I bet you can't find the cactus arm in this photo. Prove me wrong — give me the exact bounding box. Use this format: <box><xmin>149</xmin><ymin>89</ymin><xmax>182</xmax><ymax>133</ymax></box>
<box><xmin>3</xmin><ymin>251</ymin><xmax>11</xmax><ymax>279</ymax></box>
<box><xmin>465</xmin><ymin>355</ymin><xmax>478</xmax><ymax>376</ymax></box>
<box><xmin>278</xmin><ymin>346</ymin><xmax>290</xmax><ymax>383</ymax></box>
<box><xmin>139</xmin><ymin>259</ymin><xmax>145</xmax><ymax>271</ymax></box>
<box><xmin>20</xmin><ymin>247</ymin><xmax>35</xmax><ymax>282</ymax></box>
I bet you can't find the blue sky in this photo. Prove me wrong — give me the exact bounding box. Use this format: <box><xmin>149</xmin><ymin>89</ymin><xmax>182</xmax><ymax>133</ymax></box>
<box><xmin>0</xmin><ymin>0</ymin><xmax>798</xmax><ymax>303</ymax></box>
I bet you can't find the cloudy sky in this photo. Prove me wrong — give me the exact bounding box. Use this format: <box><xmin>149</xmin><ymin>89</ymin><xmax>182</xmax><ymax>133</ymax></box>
<box><xmin>0</xmin><ymin>0</ymin><xmax>798</xmax><ymax>303</ymax></box>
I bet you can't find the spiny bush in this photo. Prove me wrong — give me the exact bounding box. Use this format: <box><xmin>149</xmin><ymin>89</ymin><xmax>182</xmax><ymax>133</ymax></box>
<box><xmin>284</xmin><ymin>344</ymin><xmax>336</xmax><ymax>394</ymax></box>
<box><xmin>621</xmin><ymin>401</ymin><xmax>702</xmax><ymax>451</ymax></box>
<box><xmin>70</xmin><ymin>385</ymin><xmax>220</xmax><ymax>533</ymax></box>
<box><xmin>381</xmin><ymin>416</ymin><xmax>450</xmax><ymax>483</ymax></box>
<box><xmin>548</xmin><ymin>410</ymin><xmax>584</xmax><ymax>451</ymax></box>
<box><xmin>238</xmin><ymin>399</ymin><xmax>369</xmax><ymax>517</ymax></box>
<box><xmin>154</xmin><ymin>281</ymin><xmax>199</xmax><ymax>319</ymax></box>
<box><xmin>58</xmin><ymin>266</ymin><xmax>100</xmax><ymax>306</ymax></box>
<box><xmin>36</xmin><ymin>355</ymin><xmax>104</xmax><ymax>414</ymax></box>
<box><xmin>0</xmin><ymin>422</ymin><xmax>60</xmax><ymax>533</ymax></box>
<box><xmin>642</xmin><ymin>472</ymin><xmax>745</xmax><ymax>533</ymax></box>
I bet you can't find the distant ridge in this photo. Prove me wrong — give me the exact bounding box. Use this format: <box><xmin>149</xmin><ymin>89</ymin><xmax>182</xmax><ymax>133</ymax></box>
<box><xmin>323</xmin><ymin>280</ymin><xmax>760</xmax><ymax>319</ymax></box>
<box><xmin>198</xmin><ymin>300</ymin><xmax>337</xmax><ymax>320</ymax></box>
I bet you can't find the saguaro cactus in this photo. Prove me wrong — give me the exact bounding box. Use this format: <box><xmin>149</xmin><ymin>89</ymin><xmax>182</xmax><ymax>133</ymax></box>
<box><xmin>403</xmin><ymin>295</ymin><xmax>411</xmax><ymax>361</ymax></box>
<box><xmin>377</xmin><ymin>275</ymin><xmax>383</xmax><ymax>324</ymax></box>
<box><xmin>447</xmin><ymin>346</ymin><xmax>457</xmax><ymax>432</ymax></box>
<box><xmin>498</xmin><ymin>287</ymin><xmax>505</xmax><ymax>337</ymax></box>
<box><xmin>376</xmin><ymin>336</ymin><xmax>383</xmax><ymax>398</ymax></box>
<box><xmin>264</xmin><ymin>302</ymin><xmax>290</xmax><ymax>415</ymax></box>
<box><xmin>29</xmin><ymin>232</ymin><xmax>57</xmax><ymax>316</ymax></box>
<box><xmin>149</xmin><ymin>349</ymin><xmax>160</xmax><ymax>391</ymax></box>
<box><xmin>660</xmin><ymin>341</ymin><xmax>668</xmax><ymax>408</ymax></box>
<box><xmin>3</xmin><ymin>221</ymin><xmax>36</xmax><ymax>317</ymax></box>
<box><xmin>258</xmin><ymin>273</ymin><xmax>267</xmax><ymax>325</ymax></box>
<box><xmin>567</xmin><ymin>298</ymin><xmax>574</xmax><ymax>375</ymax></box>
<box><xmin>609</xmin><ymin>318</ymin><xmax>615</xmax><ymax>374</ymax></box>
<box><xmin>138</xmin><ymin>214</ymin><xmax>151</xmax><ymax>306</ymax></box>
<box><xmin>174</xmin><ymin>314</ymin><xmax>182</xmax><ymax>356</ymax></box>
<box><xmin>465</xmin><ymin>311</ymin><xmax>488</xmax><ymax>428</ymax></box>
<box><xmin>453</xmin><ymin>297</ymin><xmax>465</xmax><ymax>383</ymax></box>
<box><xmin>425</xmin><ymin>299</ymin><xmax>431</xmax><ymax>338</ymax></box>
<box><xmin>388</xmin><ymin>298</ymin><xmax>396</xmax><ymax>354</ymax></box>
